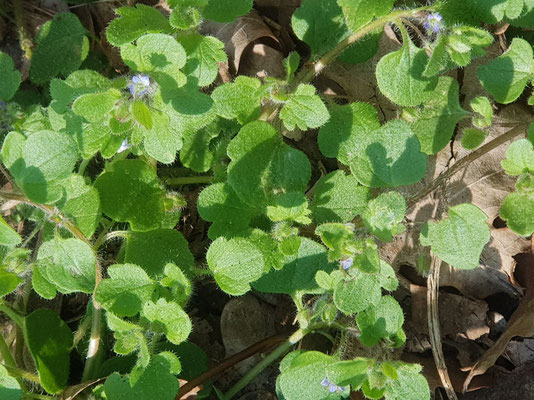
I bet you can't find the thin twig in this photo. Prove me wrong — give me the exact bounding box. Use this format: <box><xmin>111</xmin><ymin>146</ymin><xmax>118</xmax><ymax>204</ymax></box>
<box><xmin>427</xmin><ymin>257</ymin><xmax>458</xmax><ymax>400</ymax></box>
<box><xmin>407</xmin><ymin>124</ymin><xmax>528</xmax><ymax>209</ymax></box>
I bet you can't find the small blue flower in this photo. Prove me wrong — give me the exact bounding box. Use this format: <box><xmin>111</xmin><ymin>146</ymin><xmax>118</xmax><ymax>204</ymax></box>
<box><xmin>424</xmin><ymin>13</ymin><xmax>443</xmax><ymax>33</ymax></box>
<box><xmin>321</xmin><ymin>378</ymin><xmax>330</xmax><ymax>387</ymax></box>
<box><xmin>0</xmin><ymin>101</ymin><xmax>6</xmax><ymax>109</ymax></box>
<box><xmin>128</xmin><ymin>74</ymin><xmax>151</xmax><ymax>97</ymax></box>
<box><xmin>341</xmin><ymin>258</ymin><xmax>354</xmax><ymax>271</ymax></box>
<box><xmin>321</xmin><ymin>377</ymin><xmax>345</xmax><ymax>393</ymax></box>
<box><xmin>328</xmin><ymin>383</ymin><xmax>338</xmax><ymax>393</ymax></box>
<box><xmin>117</xmin><ymin>138</ymin><xmax>132</xmax><ymax>153</ymax></box>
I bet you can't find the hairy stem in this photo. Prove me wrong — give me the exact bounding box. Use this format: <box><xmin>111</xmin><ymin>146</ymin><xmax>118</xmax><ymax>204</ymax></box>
<box><xmin>0</xmin><ymin>333</ymin><xmax>29</xmax><ymax>391</ymax></box>
<box><xmin>164</xmin><ymin>175</ymin><xmax>213</xmax><ymax>186</ymax></box>
<box><xmin>292</xmin><ymin>6</ymin><xmax>432</xmax><ymax>87</ymax></box>
<box><xmin>2</xmin><ymin>363</ymin><xmax>40</xmax><ymax>384</ymax></box>
<box><xmin>407</xmin><ymin>124</ymin><xmax>528</xmax><ymax>209</ymax></box>
<box><xmin>93</xmin><ymin>230</ymin><xmax>129</xmax><ymax>251</ymax></box>
<box><xmin>223</xmin><ymin>329</ymin><xmax>305</xmax><ymax>399</ymax></box>
<box><xmin>0</xmin><ymin>301</ymin><xmax>24</xmax><ymax>327</ymax></box>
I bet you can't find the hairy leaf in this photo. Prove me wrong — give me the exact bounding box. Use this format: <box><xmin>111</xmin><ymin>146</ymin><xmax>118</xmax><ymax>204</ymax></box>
<box><xmin>178</xmin><ymin>34</ymin><xmax>227</xmax><ymax>87</ymax></box>
<box><xmin>143</xmin><ymin>298</ymin><xmax>191</xmax><ymax>345</ymax></box>
<box><xmin>362</xmin><ymin>191</ymin><xmax>406</xmax><ymax>242</ymax></box>
<box><xmin>337</xmin><ymin>0</ymin><xmax>394</xmax><ymax>31</ymax></box>
<box><xmin>280</xmin><ymin>84</ymin><xmax>330</xmax><ymax>131</ymax></box>
<box><xmin>202</xmin><ymin>0</ymin><xmax>253</xmax><ymax>22</ymax></box>
<box><xmin>356</xmin><ymin>295</ymin><xmax>405</xmax><ymax>347</ymax></box>
<box><xmin>0</xmin><ymin>52</ymin><xmax>21</xmax><ymax>101</ymax></box>
<box><xmin>211</xmin><ymin>76</ymin><xmax>263</xmax><ymax>124</ymax></box>
<box><xmin>0</xmin><ymin>216</ymin><xmax>21</xmax><ymax>247</ymax></box>
<box><xmin>500</xmin><ymin>191</ymin><xmax>534</xmax><ymax>236</ymax></box>
<box><xmin>501</xmin><ymin>139</ymin><xmax>534</xmax><ymax>175</ymax></box>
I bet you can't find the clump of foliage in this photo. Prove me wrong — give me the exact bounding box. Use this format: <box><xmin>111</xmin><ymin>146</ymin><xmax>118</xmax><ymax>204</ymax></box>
<box><xmin>0</xmin><ymin>0</ymin><xmax>533</xmax><ymax>399</ymax></box>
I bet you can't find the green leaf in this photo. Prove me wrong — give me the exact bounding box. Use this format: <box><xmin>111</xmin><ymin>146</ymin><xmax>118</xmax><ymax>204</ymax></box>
<box><xmin>461</xmin><ymin>128</ymin><xmax>487</xmax><ymax>150</ymax></box>
<box><xmin>348</xmin><ymin>120</ymin><xmax>427</xmax><ymax>188</ymax></box>
<box><xmin>211</xmin><ymin>76</ymin><xmax>263</xmax><ymax>124</ymax></box>
<box><xmin>284</xmin><ymin>52</ymin><xmax>300</xmax><ymax>82</ymax></box>
<box><xmin>376</xmin><ymin>32</ymin><xmax>437</xmax><ymax>107</ymax></box>
<box><xmin>121</xmin><ymin>34</ymin><xmax>187</xmax><ymax>91</ymax></box>
<box><xmin>32</xmin><ymin>267</ymin><xmax>57</xmax><ymax>300</ymax></box>
<box><xmin>143</xmin><ymin>298</ymin><xmax>191</xmax><ymax>345</ymax></box>
<box><xmin>280</xmin><ymin>84</ymin><xmax>330</xmax><ymax>131</ymax></box>
<box><xmin>10</xmin><ymin>130</ymin><xmax>79</xmax><ymax>204</ymax></box>
<box><xmin>125</xmin><ymin>229</ymin><xmax>194</xmax><ymax>277</ymax></box>
<box><xmin>356</xmin><ymin>295</ymin><xmax>405</xmax><ymax>347</ymax></box>
<box><xmin>278</xmin><ymin>351</ymin><xmax>337</xmax><ymax>400</ymax></box>
<box><xmin>0</xmin><ymin>269</ymin><xmax>21</xmax><ymax>298</ymax></box>
<box><xmin>423</xmin><ymin>35</ymin><xmax>448</xmax><ymax>77</ymax></box>
<box><xmin>106</xmin><ymin>5</ymin><xmax>172</xmax><ymax>47</ymax></box>
<box><xmin>337</xmin><ymin>0</ymin><xmax>394</xmax><ymax>31</ymax></box>
<box><xmin>30</xmin><ymin>13</ymin><xmax>89</xmax><ymax>84</ymax></box>
<box><xmin>0</xmin><ymin>216</ymin><xmax>21</xmax><ymax>246</ymax></box>
<box><xmin>384</xmin><ymin>363</ymin><xmax>430</xmax><ymax>400</ymax></box>
<box><xmin>160</xmin><ymin>263</ymin><xmax>192</xmax><ymax>304</ymax></box>
<box><xmin>57</xmin><ymin>174</ymin><xmax>100</xmax><ymax>238</ymax></box>
<box><xmin>291</xmin><ymin>0</ymin><xmax>348</xmax><ymax>57</ymax></box>
<box><xmin>333</xmin><ymin>271</ymin><xmax>381</xmax><ymax>314</ymax></box>
<box><xmin>72</xmin><ymin>88</ymin><xmax>122</xmax><ymax>123</ymax></box>
<box><xmin>0</xmin><ymin>52</ymin><xmax>21</xmax><ymax>101</ymax></box>
<box><xmin>179</xmin><ymin>122</ymin><xmax>221</xmax><ymax>172</ymax></box>
<box><xmin>202</xmin><ymin>0</ymin><xmax>253</xmax><ymax>22</ymax></box>
<box><xmin>23</xmin><ymin>308</ymin><xmax>73</xmax><ymax>394</ymax></box>
<box><xmin>35</xmin><ymin>237</ymin><xmax>96</xmax><ymax>294</ymax></box>
<box><xmin>169</xmin><ymin>5</ymin><xmax>201</xmax><ymax>30</ymax></box>
<box><xmin>0</xmin><ymin>363</ymin><xmax>21</xmax><ymax>400</ymax></box>
<box><xmin>318</xmin><ymin>102</ymin><xmax>380</xmax><ymax>165</ymax></box>
<box><xmin>403</xmin><ymin>76</ymin><xmax>468</xmax><ymax>154</ymax></box>
<box><xmin>206</xmin><ymin>237</ymin><xmax>265</xmax><ymax>295</ymax></box>
<box><xmin>478</xmin><ymin>38</ymin><xmax>533</xmax><ymax>104</ymax></box>
<box><xmin>469</xmin><ymin>0</ymin><xmax>508</xmax><ymax>23</ymax></box>
<box><xmin>362</xmin><ymin>191</ymin><xmax>406</xmax><ymax>242</ymax></box>
<box><xmin>326</xmin><ymin>359</ymin><xmax>367</xmax><ymax>389</ymax></box>
<box><xmin>500</xmin><ymin>191</ymin><xmax>534</xmax><ymax>236</ymax></box>
<box><xmin>227</xmin><ymin>121</ymin><xmax>311</xmax><ymax>210</ymax></box>
<box><xmin>267</xmin><ymin>192</ymin><xmax>312</xmax><ymax>224</ymax></box>
<box><xmin>420</xmin><ymin>203</ymin><xmax>490</xmax><ymax>269</ymax></box>
<box><xmin>311</xmin><ymin>170</ymin><xmax>371</xmax><ymax>224</ymax></box>
<box><xmin>470</xmin><ymin>96</ymin><xmax>494</xmax><ymax>128</ymax></box>
<box><xmin>253</xmin><ymin>238</ymin><xmax>335</xmax><ymax>295</ymax></box>
<box><xmin>501</xmin><ymin>139</ymin><xmax>534</xmax><ymax>175</ymax></box>
<box><xmin>104</xmin><ymin>354</ymin><xmax>179</xmax><ymax>400</ymax></box>
<box><xmin>95</xmin><ymin>159</ymin><xmax>166</xmax><ymax>231</ymax></box>
<box><xmin>132</xmin><ymin>100</ymin><xmax>153</xmax><ymax>129</ymax></box>
<box><xmin>178</xmin><ymin>34</ymin><xmax>227</xmax><ymax>87</ymax></box>
<box><xmin>197</xmin><ymin>182</ymin><xmax>255</xmax><ymax>239</ymax></box>
<box><xmin>315</xmin><ymin>222</ymin><xmax>354</xmax><ymax>261</ymax></box>
<box><xmin>141</xmin><ymin>108</ymin><xmax>179</xmax><ymax>164</ymax></box>
<box><xmin>95</xmin><ymin>263</ymin><xmax>154</xmax><ymax>317</ymax></box>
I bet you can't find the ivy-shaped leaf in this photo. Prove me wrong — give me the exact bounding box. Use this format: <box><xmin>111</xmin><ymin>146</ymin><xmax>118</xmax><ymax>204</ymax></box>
<box><xmin>403</xmin><ymin>76</ymin><xmax>468</xmax><ymax>154</ymax></box>
<box><xmin>267</xmin><ymin>192</ymin><xmax>312</xmax><ymax>224</ymax></box>
<box><xmin>104</xmin><ymin>354</ymin><xmax>179</xmax><ymax>400</ymax></box>
<box><xmin>362</xmin><ymin>191</ymin><xmax>406</xmax><ymax>242</ymax></box>
<box><xmin>94</xmin><ymin>159</ymin><xmax>166</xmax><ymax>231</ymax></box>
<box><xmin>253</xmin><ymin>238</ymin><xmax>335</xmax><ymax>295</ymax></box>
<box><xmin>311</xmin><ymin>170</ymin><xmax>371</xmax><ymax>224</ymax></box>
<box><xmin>30</xmin><ymin>13</ymin><xmax>89</xmax><ymax>84</ymax></box>
<box><xmin>0</xmin><ymin>51</ymin><xmax>21</xmax><ymax>101</ymax></box>
<box><xmin>35</xmin><ymin>237</ymin><xmax>96</xmax><ymax>295</ymax></box>
<box><xmin>202</xmin><ymin>0</ymin><xmax>253</xmax><ymax>22</ymax></box>
<box><xmin>56</xmin><ymin>174</ymin><xmax>100</xmax><ymax>238</ymax></box>
<box><xmin>178</xmin><ymin>33</ymin><xmax>227</xmax><ymax>87</ymax></box>
<box><xmin>478</xmin><ymin>38</ymin><xmax>533</xmax><ymax>104</ymax></box>
<box><xmin>206</xmin><ymin>237</ymin><xmax>265</xmax><ymax>295</ymax></box>
<box><xmin>337</xmin><ymin>0</ymin><xmax>394</xmax><ymax>31</ymax></box>
<box><xmin>106</xmin><ymin>5</ymin><xmax>172</xmax><ymax>47</ymax></box>
<box><xmin>227</xmin><ymin>121</ymin><xmax>311</xmax><ymax>210</ymax></box>
<box><xmin>23</xmin><ymin>308</ymin><xmax>73</xmax><ymax>394</ymax></box>
<box><xmin>142</xmin><ymin>298</ymin><xmax>191</xmax><ymax>345</ymax></box>
<box><xmin>72</xmin><ymin>88</ymin><xmax>122</xmax><ymax>123</ymax></box>
<box><xmin>348</xmin><ymin>120</ymin><xmax>428</xmax><ymax>188</ymax></box>
<box><xmin>356</xmin><ymin>296</ymin><xmax>405</xmax><ymax>347</ymax></box>
<box><xmin>376</xmin><ymin>32</ymin><xmax>437</xmax><ymax>107</ymax></box>
<box><xmin>420</xmin><ymin>203</ymin><xmax>490</xmax><ymax>269</ymax></box>
<box><xmin>121</xmin><ymin>34</ymin><xmax>187</xmax><ymax>91</ymax></box>
<box><xmin>280</xmin><ymin>84</ymin><xmax>330</xmax><ymax>131</ymax></box>
<box><xmin>95</xmin><ymin>264</ymin><xmax>155</xmax><ymax>317</ymax></box>
<box><xmin>211</xmin><ymin>76</ymin><xmax>263</xmax><ymax>124</ymax></box>
<box><xmin>124</xmin><ymin>228</ymin><xmax>194</xmax><ymax>277</ymax></box>
<box><xmin>0</xmin><ymin>216</ymin><xmax>21</xmax><ymax>247</ymax></box>
<box><xmin>501</xmin><ymin>139</ymin><xmax>534</xmax><ymax>175</ymax></box>
<box><xmin>197</xmin><ymin>182</ymin><xmax>256</xmax><ymax>239</ymax></box>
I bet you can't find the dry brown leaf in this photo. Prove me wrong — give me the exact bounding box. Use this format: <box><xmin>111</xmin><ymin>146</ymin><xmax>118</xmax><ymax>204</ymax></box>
<box><xmin>201</xmin><ymin>11</ymin><xmax>282</xmax><ymax>75</ymax></box>
<box><xmin>410</xmin><ymin>284</ymin><xmax>489</xmax><ymax>340</ymax></box>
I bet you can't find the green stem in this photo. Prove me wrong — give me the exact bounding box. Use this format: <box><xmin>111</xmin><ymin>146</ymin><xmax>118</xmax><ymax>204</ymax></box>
<box><xmin>164</xmin><ymin>176</ymin><xmax>213</xmax><ymax>186</ymax></box>
<box><xmin>292</xmin><ymin>6</ymin><xmax>432</xmax><ymax>87</ymax></box>
<box><xmin>72</xmin><ymin>315</ymin><xmax>92</xmax><ymax>350</ymax></box>
<box><xmin>81</xmin><ymin>301</ymin><xmax>103</xmax><ymax>382</ymax></box>
<box><xmin>0</xmin><ymin>334</ymin><xmax>29</xmax><ymax>391</ymax></box>
<box><xmin>192</xmin><ymin>267</ymin><xmax>213</xmax><ymax>276</ymax></box>
<box><xmin>2</xmin><ymin>363</ymin><xmax>40</xmax><ymax>384</ymax></box>
<box><xmin>22</xmin><ymin>392</ymin><xmax>56</xmax><ymax>400</ymax></box>
<box><xmin>78</xmin><ymin>158</ymin><xmax>91</xmax><ymax>176</ymax></box>
<box><xmin>223</xmin><ymin>329</ymin><xmax>305</xmax><ymax>399</ymax></box>
<box><xmin>0</xmin><ymin>301</ymin><xmax>24</xmax><ymax>327</ymax></box>
<box><xmin>93</xmin><ymin>230</ymin><xmax>129</xmax><ymax>251</ymax></box>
